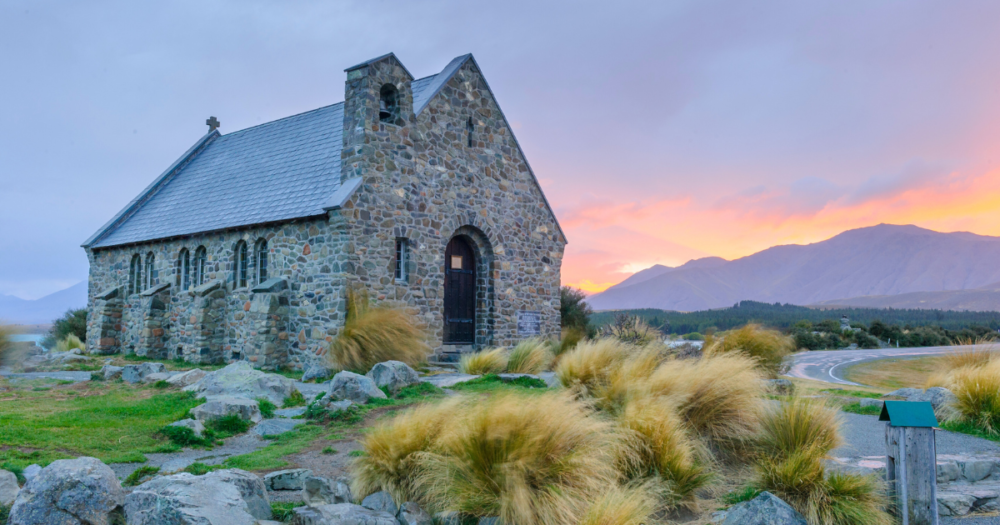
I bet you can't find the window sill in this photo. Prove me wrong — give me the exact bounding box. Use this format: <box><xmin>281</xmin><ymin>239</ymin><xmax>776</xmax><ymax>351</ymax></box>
<box><xmin>394</xmin><ymin>279</ymin><xmax>409</xmax><ymax>285</ymax></box>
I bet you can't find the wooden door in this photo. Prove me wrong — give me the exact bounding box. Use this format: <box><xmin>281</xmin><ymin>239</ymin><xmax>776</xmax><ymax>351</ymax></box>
<box><xmin>444</xmin><ymin>236</ymin><xmax>476</xmax><ymax>344</ymax></box>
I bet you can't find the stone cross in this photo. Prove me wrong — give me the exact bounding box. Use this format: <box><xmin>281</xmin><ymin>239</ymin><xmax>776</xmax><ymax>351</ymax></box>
<box><xmin>206</xmin><ymin>116</ymin><xmax>220</xmax><ymax>132</ymax></box>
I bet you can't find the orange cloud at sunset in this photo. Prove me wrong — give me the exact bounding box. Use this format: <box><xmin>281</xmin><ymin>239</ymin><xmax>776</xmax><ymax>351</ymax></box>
<box><xmin>559</xmin><ymin>165</ymin><xmax>1000</xmax><ymax>294</ymax></box>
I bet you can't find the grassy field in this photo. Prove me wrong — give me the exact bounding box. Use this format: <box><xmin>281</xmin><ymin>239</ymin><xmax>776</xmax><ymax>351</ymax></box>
<box><xmin>840</xmin><ymin>356</ymin><xmax>942</xmax><ymax>389</ymax></box>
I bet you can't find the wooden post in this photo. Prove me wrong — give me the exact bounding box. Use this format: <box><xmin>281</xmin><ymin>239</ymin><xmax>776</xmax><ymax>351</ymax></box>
<box><xmin>886</xmin><ymin>424</ymin><xmax>939</xmax><ymax>524</ymax></box>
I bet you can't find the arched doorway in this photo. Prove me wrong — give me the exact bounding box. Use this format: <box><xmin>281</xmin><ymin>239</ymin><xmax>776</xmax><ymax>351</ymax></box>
<box><xmin>444</xmin><ymin>236</ymin><xmax>476</xmax><ymax>344</ymax></box>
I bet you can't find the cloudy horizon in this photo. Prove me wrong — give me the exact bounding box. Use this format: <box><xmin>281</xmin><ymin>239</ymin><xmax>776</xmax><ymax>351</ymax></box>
<box><xmin>3</xmin><ymin>0</ymin><xmax>1000</xmax><ymax>299</ymax></box>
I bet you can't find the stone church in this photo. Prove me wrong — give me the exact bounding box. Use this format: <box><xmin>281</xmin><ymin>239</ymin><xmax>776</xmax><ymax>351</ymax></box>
<box><xmin>82</xmin><ymin>53</ymin><xmax>566</xmax><ymax>370</ymax></box>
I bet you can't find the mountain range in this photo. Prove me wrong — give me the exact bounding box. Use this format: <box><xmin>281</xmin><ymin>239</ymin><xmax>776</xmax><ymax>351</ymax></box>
<box><xmin>0</xmin><ymin>282</ymin><xmax>88</xmax><ymax>325</ymax></box>
<box><xmin>586</xmin><ymin>224</ymin><xmax>1000</xmax><ymax>312</ymax></box>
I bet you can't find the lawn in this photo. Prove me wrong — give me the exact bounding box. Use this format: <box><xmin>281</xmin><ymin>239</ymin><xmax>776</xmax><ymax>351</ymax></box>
<box><xmin>0</xmin><ymin>378</ymin><xmax>201</xmax><ymax>469</ymax></box>
<box><xmin>840</xmin><ymin>356</ymin><xmax>943</xmax><ymax>389</ymax></box>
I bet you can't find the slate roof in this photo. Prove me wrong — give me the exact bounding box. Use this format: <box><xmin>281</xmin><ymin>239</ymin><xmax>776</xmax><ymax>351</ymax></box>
<box><xmin>88</xmin><ymin>103</ymin><xmax>344</xmax><ymax>248</ymax></box>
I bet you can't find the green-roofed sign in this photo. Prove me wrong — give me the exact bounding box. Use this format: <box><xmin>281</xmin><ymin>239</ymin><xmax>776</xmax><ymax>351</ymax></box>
<box><xmin>879</xmin><ymin>400</ymin><xmax>938</xmax><ymax>428</ymax></box>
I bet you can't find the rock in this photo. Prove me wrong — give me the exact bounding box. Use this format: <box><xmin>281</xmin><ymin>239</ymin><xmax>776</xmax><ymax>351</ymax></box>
<box><xmin>166</xmin><ymin>368</ymin><xmax>207</xmax><ymax>387</ymax></box>
<box><xmin>190</xmin><ymin>395</ymin><xmax>262</xmax><ymax>424</ymax></box>
<box><xmin>184</xmin><ymin>361</ymin><xmax>296</xmax><ymax>405</ymax></box>
<box><xmin>253</xmin><ymin>419</ymin><xmax>301</xmax><ymax>437</ymax></box>
<box><xmin>884</xmin><ymin>388</ymin><xmax>922</xmax><ymax>399</ymax></box>
<box><xmin>292</xmin><ymin>503</ymin><xmax>397</xmax><ymax>525</ymax></box>
<box><xmin>722</xmin><ymin>491</ymin><xmax>807</xmax><ymax>525</ymax></box>
<box><xmin>264</xmin><ymin>469</ymin><xmax>312</xmax><ymax>491</ymax></box>
<box><xmin>302</xmin><ymin>363</ymin><xmax>334</xmax><ymax>382</ymax></box>
<box><xmin>8</xmin><ymin>457</ymin><xmax>124</xmax><ymax>525</ymax></box>
<box><xmin>911</xmin><ymin>387</ymin><xmax>958</xmax><ymax>418</ymax></box>
<box><xmin>419</xmin><ymin>373</ymin><xmax>480</xmax><ymax>388</ymax></box>
<box><xmin>329</xmin><ymin>371</ymin><xmax>388</xmax><ymax>404</ymax></box>
<box><xmin>937</xmin><ymin>461</ymin><xmax>962</xmax><ymax>483</ymax></box>
<box><xmin>100</xmin><ymin>365</ymin><xmax>123</xmax><ymax>381</ymax></box>
<box><xmin>477</xmin><ymin>518</ymin><xmax>499</xmax><ymax>525</ymax></box>
<box><xmin>361</xmin><ymin>490</ymin><xmax>398</xmax><ymax>516</ymax></box>
<box><xmin>21</xmin><ymin>465</ymin><xmax>40</xmax><ymax>483</ymax></box>
<box><xmin>168</xmin><ymin>418</ymin><xmax>206</xmax><ymax>438</ymax></box>
<box><xmin>961</xmin><ymin>459</ymin><xmax>996</xmax><ymax>482</ymax></box>
<box><xmin>537</xmin><ymin>372</ymin><xmax>560</xmax><ymax>388</ymax></box>
<box><xmin>274</xmin><ymin>407</ymin><xmax>306</xmax><ymax>418</ymax></box>
<box><xmin>316</xmin><ymin>393</ymin><xmax>355</xmax><ymax>411</ymax></box>
<box><xmin>765</xmin><ymin>379</ymin><xmax>795</xmax><ymax>396</ymax></box>
<box><xmin>366</xmin><ymin>361</ymin><xmax>420</xmax><ymax>393</ymax></box>
<box><xmin>125</xmin><ymin>469</ymin><xmax>271</xmax><ymax>524</ymax></box>
<box><xmin>122</xmin><ymin>363</ymin><xmax>166</xmax><ymax>384</ymax></box>
<box><xmin>397</xmin><ymin>502</ymin><xmax>432</xmax><ymax>525</ymax></box>
<box><xmin>860</xmin><ymin>398</ymin><xmax>884</xmax><ymax>410</ymax></box>
<box><xmin>937</xmin><ymin>491</ymin><xmax>977</xmax><ymax>516</ymax></box>
<box><xmin>0</xmin><ymin>468</ymin><xmax>19</xmax><ymax>507</ymax></box>
<box><xmin>303</xmin><ymin>476</ymin><xmax>352</xmax><ymax>506</ymax></box>
<box><xmin>143</xmin><ymin>372</ymin><xmax>177</xmax><ymax>383</ymax></box>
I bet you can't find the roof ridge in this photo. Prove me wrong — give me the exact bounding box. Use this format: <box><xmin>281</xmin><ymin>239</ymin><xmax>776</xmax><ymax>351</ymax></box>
<box><xmin>222</xmin><ymin>101</ymin><xmax>343</xmax><ymax>138</ymax></box>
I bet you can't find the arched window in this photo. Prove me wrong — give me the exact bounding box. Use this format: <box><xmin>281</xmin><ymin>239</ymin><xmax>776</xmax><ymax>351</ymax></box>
<box><xmin>254</xmin><ymin>239</ymin><xmax>268</xmax><ymax>284</ymax></box>
<box><xmin>194</xmin><ymin>246</ymin><xmax>207</xmax><ymax>287</ymax></box>
<box><xmin>129</xmin><ymin>254</ymin><xmax>141</xmax><ymax>295</ymax></box>
<box><xmin>144</xmin><ymin>252</ymin><xmax>156</xmax><ymax>289</ymax></box>
<box><xmin>234</xmin><ymin>241</ymin><xmax>248</xmax><ymax>289</ymax></box>
<box><xmin>379</xmin><ymin>83</ymin><xmax>399</xmax><ymax>123</ymax></box>
<box><xmin>178</xmin><ymin>249</ymin><xmax>190</xmax><ymax>291</ymax></box>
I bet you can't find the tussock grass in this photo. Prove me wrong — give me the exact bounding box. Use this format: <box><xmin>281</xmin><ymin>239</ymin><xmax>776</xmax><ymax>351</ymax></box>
<box><xmin>579</xmin><ymin>485</ymin><xmax>657</xmax><ymax>525</ymax></box>
<box><xmin>704</xmin><ymin>324</ymin><xmax>793</xmax><ymax>376</ymax></box>
<box><xmin>457</xmin><ymin>347</ymin><xmax>508</xmax><ymax>375</ymax></box>
<box><xmin>757</xmin><ymin>398</ymin><xmax>841</xmax><ymax>460</ymax></box>
<box><xmin>553</xmin><ymin>327</ymin><xmax>585</xmax><ymax>359</ymax></box>
<box><xmin>55</xmin><ymin>333</ymin><xmax>86</xmax><ymax>353</ymax></box>
<box><xmin>419</xmin><ymin>392</ymin><xmax>627</xmax><ymax>524</ymax></box>
<box><xmin>329</xmin><ymin>288</ymin><xmax>430</xmax><ymax>373</ymax></box>
<box><xmin>351</xmin><ymin>398</ymin><xmax>460</xmax><ymax>504</ymax></box>
<box><xmin>945</xmin><ymin>361</ymin><xmax>1000</xmax><ymax>436</ymax></box>
<box><xmin>505</xmin><ymin>338</ymin><xmax>553</xmax><ymax>374</ymax></box>
<box><xmin>555</xmin><ymin>338</ymin><xmax>633</xmax><ymax>392</ymax></box>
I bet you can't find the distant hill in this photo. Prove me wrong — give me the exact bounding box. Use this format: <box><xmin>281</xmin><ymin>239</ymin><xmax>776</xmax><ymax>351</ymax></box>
<box><xmin>604</xmin><ymin>257</ymin><xmax>728</xmax><ymax>291</ymax></box>
<box><xmin>812</xmin><ymin>281</ymin><xmax>1000</xmax><ymax>311</ymax></box>
<box><xmin>0</xmin><ymin>282</ymin><xmax>87</xmax><ymax>325</ymax></box>
<box><xmin>587</xmin><ymin>224</ymin><xmax>1000</xmax><ymax>312</ymax></box>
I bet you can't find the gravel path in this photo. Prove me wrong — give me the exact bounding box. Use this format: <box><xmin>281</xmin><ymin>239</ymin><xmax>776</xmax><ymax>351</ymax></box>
<box><xmin>0</xmin><ymin>370</ymin><xmax>93</xmax><ymax>382</ymax></box>
<box><xmin>832</xmin><ymin>413</ymin><xmax>1000</xmax><ymax>458</ymax></box>
<box><xmin>785</xmin><ymin>344</ymin><xmax>995</xmax><ymax>386</ymax></box>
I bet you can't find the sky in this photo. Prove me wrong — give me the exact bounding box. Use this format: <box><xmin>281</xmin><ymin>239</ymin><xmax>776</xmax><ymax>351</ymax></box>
<box><xmin>2</xmin><ymin>1</ymin><xmax>1000</xmax><ymax>299</ymax></box>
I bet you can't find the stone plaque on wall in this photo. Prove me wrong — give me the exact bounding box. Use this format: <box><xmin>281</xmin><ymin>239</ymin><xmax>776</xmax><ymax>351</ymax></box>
<box><xmin>517</xmin><ymin>311</ymin><xmax>541</xmax><ymax>336</ymax></box>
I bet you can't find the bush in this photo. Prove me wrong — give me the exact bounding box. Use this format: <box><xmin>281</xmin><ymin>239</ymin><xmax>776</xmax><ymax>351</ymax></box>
<box><xmin>55</xmin><ymin>334</ymin><xmax>86</xmax><ymax>353</ymax></box>
<box><xmin>704</xmin><ymin>323</ymin><xmax>793</xmax><ymax>376</ymax></box>
<box><xmin>419</xmin><ymin>392</ymin><xmax>626</xmax><ymax>523</ymax></box>
<box><xmin>256</xmin><ymin>398</ymin><xmax>276</xmax><ymax>419</ymax></box>
<box><xmin>457</xmin><ymin>348</ymin><xmax>508</xmax><ymax>375</ymax></box>
<box><xmin>351</xmin><ymin>397</ymin><xmax>460</xmax><ymax>504</ymax></box>
<box><xmin>282</xmin><ymin>390</ymin><xmax>306</xmax><ymax>408</ymax></box>
<box><xmin>560</xmin><ymin>286</ymin><xmax>593</xmax><ymax>333</ymax></box>
<box><xmin>506</xmin><ymin>338</ymin><xmax>553</xmax><ymax>374</ymax></box>
<box><xmin>945</xmin><ymin>361</ymin><xmax>1000</xmax><ymax>435</ymax></box>
<box><xmin>206</xmin><ymin>415</ymin><xmax>250</xmax><ymax>436</ymax></box>
<box><xmin>42</xmin><ymin>308</ymin><xmax>87</xmax><ymax>349</ymax></box>
<box><xmin>555</xmin><ymin>338</ymin><xmax>633</xmax><ymax>393</ymax></box>
<box><xmin>329</xmin><ymin>288</ymin><xmax>430</xmax><ymax>373</ymax></box>
<box><xmin>600</xmin><ymin>313</ymin><xmax>656</xmax><ymax>346</ymax></box>
<box><xmin>578</xmin><ymin>485</ymin><xmax>656</xmax><ymax>525</ymax></box>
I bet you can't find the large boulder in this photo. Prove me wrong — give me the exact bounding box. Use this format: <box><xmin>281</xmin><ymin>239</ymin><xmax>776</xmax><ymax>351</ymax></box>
<box><xmin>122</xmin><ymin>363</ymin><xmax>166</xmax><ymax>384</ymax></box>
<box><xmin>8</xmin><ymin>457</ymin><xmax>124</xmax><ymax>525</ymax></box>
<box><xmin>303</xmin><ymin>476</ymin><xmax>352</xmax><ymax>506</ymax></box>
<box><xmin>166</xmin><ymin>368</ymin><xmax>206</xmax><ymax>387</ymax></box>
<box><xmin>168</xmin><ymin>418</ymin><xmax>206</xmax><ymax>439</ymax></box>
<box><xmin>397</xmin><ymin>502</ymin><xmax>433</xmax><ymax>525</ymax></box>
<box><xmin>302</xmin><ymin>362</ymin><xmax>334</xmax><ymax>383</ymax></box>
<box><xmin>100</xmin><ymin>365</ymin><xmax>123</xmax><ymax>381</ymax></box>
<box><xmin>0</xmin><ymin>468</ymin><xmax>18</xmax><ymax>507</ymax></box>
<box><xmin>125</xmin><ymin>468</ymin><xmax>271</xmax><ymax>524</ymax></box>
<box><xmin>722</xmin><ymin>492</ymin><xmax>807</xmax><ymax>525</ymax></box>
<box><xmin>361</xmin><ymin>491</ymin><xmax>398</xmax><ymax>516</ymax></box>
<box><xmin>264</xmin><ymin>469</ymin><xmax>312</xmax><ymax>491</ymax></box>
<box><xmin>329</xmin><ymin>371</ymin><xmax>387</xmax><ymax>404</ymax></box>
<box><xmin>190</xmin><ymin>395</ymin><xmax>262</xmax><ymax>424</ymax></box>
<box><xmin>911</xmin><ymin>387</ymin><xmax>958</xmax><ymax>418</ymax></box>
<box><xmin>291</xmin><ymin>503</ymin><xmax>396</xmax><ymax>525</ymax></box>
<box><xmin>184</xmin><ymin>361</ymin><xmax>296</xmax><ymax>405</ymax></box>
<box><xmin>366</xmin><ymin>361</ymin><xmax>420</xmax><ymax>394</ymax></box>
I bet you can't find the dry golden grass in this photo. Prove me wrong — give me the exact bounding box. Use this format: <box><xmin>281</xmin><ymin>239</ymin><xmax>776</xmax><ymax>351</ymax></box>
<box><xmin>945</xmin><ymin>361</ymin><xmax>1000</xmax><ymax>435</ymax></box>
<box><xmin>646</xmin><ymin>353</ymin><xmax>766</xmax><ymax>447</ymax></box>
<box><xmin>704</xmin><ymin>324</ymin><xmax>793</xmax><ymax>376</ymax></box>
<box><xmin>55</xmin><ymin>333</ymin><xmax>86</xmax><ymax>353</ymax></box>
<box><xmin>555</xmin><ymin>338</ymin><xmax>633</xmax><ymax>393</ymax></box>
<box><xmin>553</xmin><ymin>327</ymin><xmax>585</xmax><ymax>359</ymax></box>
<box><xmin>592</xmin><ymin>346</ymin><xmax>665</xmax><ymax>413</ymax></box>
<box><xmin>506</xmin><ymin>338</ymin><xmax>554</xmax><ymax>374</ymax></box>
<box><xmin>757</xmin><ymin>398</ymin><xmax>842</xmax><ymax>459</ymax></box>
<box><xmin>579</xmin><ymin>485</ymin><xmax>657</xmax><ymax>525</ymax></box>
<box><xmin>419</xmin><ymin>391</ymin><xmax>627</xmax><ymax>524</ymax></box>
<box><xmin>841</xmin><ymin>356</ymin><xmax>941</xmax><ymax>390</ymax></box>
<box><xmin>329</xmin><ymin>288</ymin><xmax>430</xmax><ymax>373</ymax></box>
<box><xmin>457</xmin><ymin>347</ymin><xmax>508</xmax><ymax>375</ymax></box>
<box><xmin>351</xmin><ymin>398</ymin><xmax>460</xmax><ymax>504</ymax></box>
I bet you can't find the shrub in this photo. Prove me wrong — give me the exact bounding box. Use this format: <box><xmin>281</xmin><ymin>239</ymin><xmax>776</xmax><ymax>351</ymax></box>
<box><xmin>506</xmin><ymin>338</ymin><xmax>553</xmax><ymax>374</ymax></box>
<box><xmin>560</xmin><ymin>286</ymin><xmax>593</xmax><ymax>333</ymax></box>
<box><xmin>283</xmin><ymin>390</ymin><xmax>306</xmax><ymax>408</ymax></box>
<box><xmin>183</xmin><ymin>462</ymin><xmax>213</xmax><ymax>475</ymax></box>
<box><xmin>553</xmin><ymin>327</ymin><xmax>585</xmax><ymax>358</ymax></box>
<box><xmin>555</xmin><ymin>338</ymin><xmax>633</xmax><ymax>393</ymax></box>
<box><xmin>704</xmin><ymin>324</ymin><xmax>793</xmax><ymax>376</ymax></box>
<box><xmin>419</xmin><ymin>392</ymin><xmax>627</xmax><ymax>524</ymax></box>
<box><xmin>600</xmin><ymin>313</ymin><xmax>655</xmax><ymax>346</ymax></box>
<box><xmin>578</xmin><ymin>485</ymin><xmax>657</xmax><ymax>525</ymax></box>
<box><xmin>55</xmin><ymin>333</ymin><xmax>86</xmax><ymax>353</ymax></box>
<box><xmin>329</xmin><ymin>288</ymin><xmax>430</xmax><ymax>373</ymax></box>
<box><xmin>256</xmin><ymin>397</ymin><xmax>276</xmax><ymax>419</ymax></box>
<box><xmin>206</xmin><ymin>415</ymin><xmax>250</xmax><ymax>436</ymax></box>
<box><xmin>756</xmin><ymin>398</ymin><xmax>841</xmax><ymax>460</ymax></box>
<box><xmin>351</xmin><ymin>397</ymin><xmax>460</xmax><ymax>504</ymax></box>
<box><xmin>945</xmin><ymin>361</ymin><xmax>1000</xmax><ymax>436</ymax></box>
<box><xmin>123</xmin><ymin>466</ymin><xmax>160</xmax><ymax>487</ymax></box>
<box><xmin>457</xmin><ymin>347</ymin><xmax>508</xmax><ymax>375</ymax></box>
<box><xmin>42</xmin><ymin>308</ymin><xmax>87</xmax><ymax>349</ymax></box>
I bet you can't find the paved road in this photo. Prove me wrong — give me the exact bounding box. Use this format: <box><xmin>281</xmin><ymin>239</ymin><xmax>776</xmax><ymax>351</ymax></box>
<box><xmin>835</xmin><ymin>412</ymin><xmax>1000</xmax><ymax>457</ymax></box>
<box><xmin>785</xmin><ymin>344</ymin><xmax>996</xmax><ymax>386</ymax></box>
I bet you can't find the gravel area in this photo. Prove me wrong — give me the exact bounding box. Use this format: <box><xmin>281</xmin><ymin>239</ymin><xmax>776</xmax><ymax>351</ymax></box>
<box><xmin>109</xmin><ymin>432</ymin><xmax>270</xmax><ymax>480</ymax></box>
<box><xmin>832</xmin><ymin>413</ymin><xmax>1000</xmax><ymax>458</ymax></box>
<box><xmin>0</xmin><ymin>370</ymin><xmax>92</xmax><ymax>382</ymax></box>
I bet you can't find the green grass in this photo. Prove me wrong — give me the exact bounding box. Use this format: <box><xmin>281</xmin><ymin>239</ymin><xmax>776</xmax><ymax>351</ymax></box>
<box><xmin>283</xmin><ymin>390</ymin><xmax>306</xmax><ymax>408</ymax></box>
<box><xmin>940</xmin><ymin>420</ymin><xmax>1000</xmax><ymax>442</ymax></box>
<box><xmin>183</xmin><ymin>462</ymin><xmax>215</xmax><ymax>475</ymax></box>
<box><xmin>721</xmin><ymin>485</ymin><xmax>762</xmax><ymax>506</ymax></box>
<box><xmin>322</xmin><ymin>446</ymin><xmax>337</xmax><ymax>454</ymax></box>
<box><xmin>841</xmin><ymin>402</ymin><xmax>882</xmax><ymax>416</ymax></box>
<box><xmin>0</xmin><ymin>381</ymin><xmax>204</xmax><ymax>470</ymax></box>
<box><xmin>348</xmin><ymin>450</ymin><xmax>367</xmax><ymax>457</ymax></box>
<box><xmin>449</xmin><ymin>374</ymin><xmax>548</xmax><ymax>392</ymax></box>
<box><xmin>257</xmin><ymin>397</ymin><xmax>277</xmax><ymax>419</ymax></box>
<box><xmin>221</xmin><ymin>424</ymin><xmax>325</xmax><ymax>471</ymax></box>
<box><xmin>271</xmin><ymin>501</ymin><xmax>306</xmax><ymax>521</ymax></box>
<box><xmin>206</xmin><ymin>415</ymin><xmax>250</xmax><ymax>437</ymax></box>
<box><xmin>393</xmin><ymin>381</ymin><xmax>445</xmax><ymax>400</ymax></box>
<box><xmin>820</xmin><ymin>389</ymin><xmax>884</xmax><ymax>399</ymax></box>
<box><xmin>123</xmin><ymin>465</ymin><xmax>160</xmax><ymax>487</ymax></box>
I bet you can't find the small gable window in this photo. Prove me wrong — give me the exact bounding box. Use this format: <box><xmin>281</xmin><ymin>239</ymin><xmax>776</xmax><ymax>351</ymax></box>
<box><xmin>194</xmin><ymin>246</ymin><xmax>207</xmax><ymax>287</ymax></box>
<box><xmin>178</xmin><ymin>249</ymin><xmax>191</xmax><ymax>291</ymax></box>
<box><xmin>379</xmin><ymin>83</ymin><xmax>399</xmax><ymax>123</ymax></box>
<box><xmin>235</xmin><ymin>241</ymin><xmax>248</xmax><ymax>289</ymax></box>
<box><xmin>255</xmin><ymin>239</ymin><xmax>268</xmax><ymax>284</ymax></box>
<box><xmin>395</xmin><ymin>238</ymin><xmax>409</xmax><ymax>282</ymax></box>
<box><xmin>129</xmin><ymin>255</ymin><xmax>141</xmax><ymax>295</ymax></box>
<box><xmin>144</xmin><ymin>252</ymin><xmax>156</xmax><ymax>290</ymax></box>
